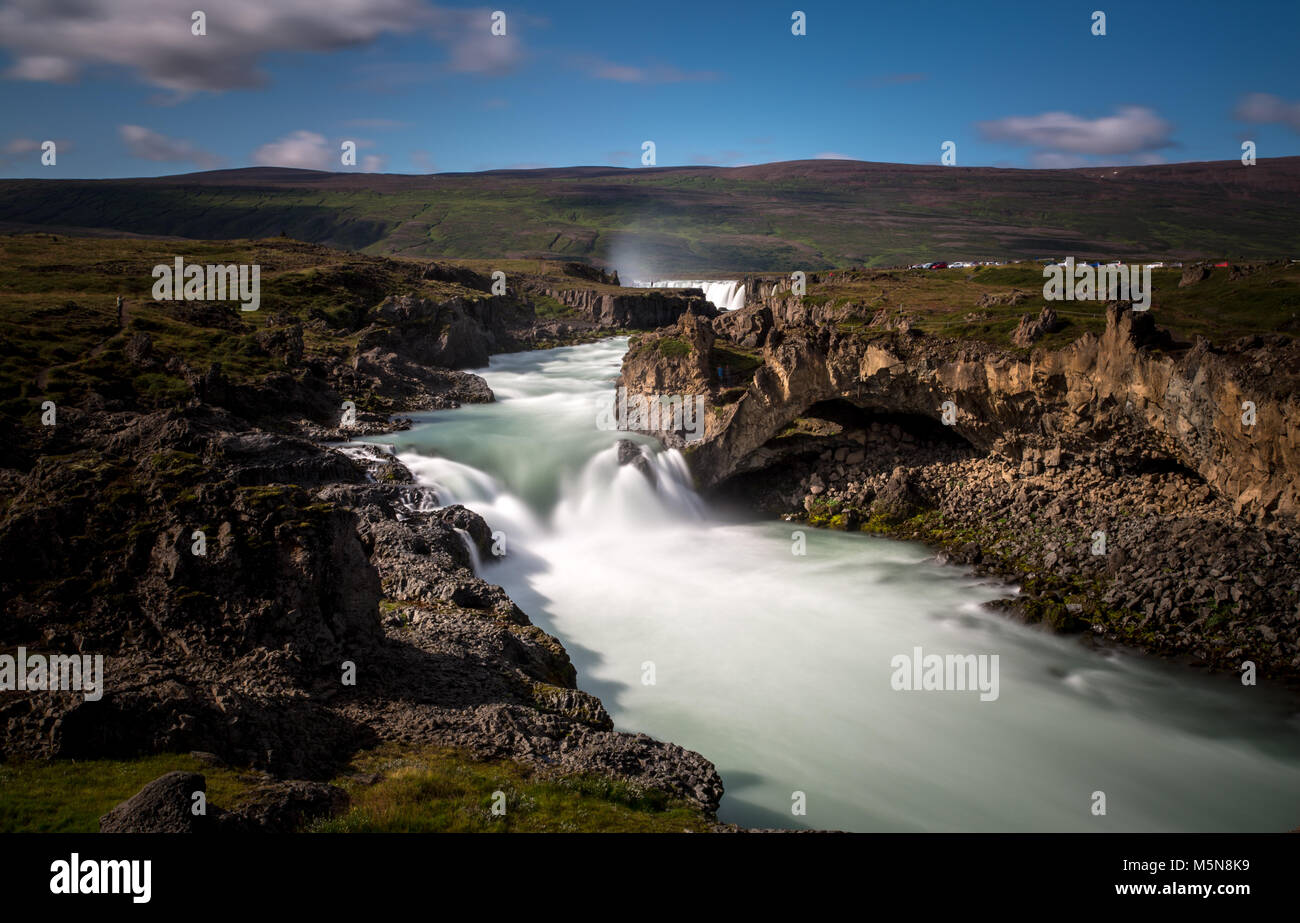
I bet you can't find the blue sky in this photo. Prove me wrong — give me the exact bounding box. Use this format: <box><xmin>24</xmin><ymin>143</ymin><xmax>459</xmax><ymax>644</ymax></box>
<box><xmin>1</xmin><ymin>0</ymin><xmax>1297</xmax><ymax>178</ymax></box>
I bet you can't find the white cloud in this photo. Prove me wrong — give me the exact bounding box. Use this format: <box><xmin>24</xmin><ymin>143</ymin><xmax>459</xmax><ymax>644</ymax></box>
<box><xmin>1234</xmin><ymin>93</ymin><xmax>1300</xmax><ymax>133</ymax></box>
<box><xmin>0</xmin><ymin>136</ymin><xmax>73</xmax><ymax>166</ymax></box>
<box><xmin>411</xmin><ymin>149</ymin><xmax>437</xmax><ymax>172</ymax></box>
<box><xmin>814</xmin><ymin>151</ymin><xmax>854</xmax><ymax>160</ymax></box>
<box><xmin>3</xmin><ymin>137</ymin><xmax>44</xmax><ymax>154</ymax></box>
<box><xmin>433</xmin><ymin>9</ymin><xmax>522</xmax><ymax>75</ymax></box>
<box><xmin>977</xmin><ymin>106</ymin><xmax>1174</xmax><ymax>156</ymax></box>
<box><xmin>253</xmin><ymin>130</ymin><xmax>333</xmax><ymax>170</ymax></box>
<box><xmin>119</xmin><ymin>124</ymin><xmax>222</xmax><ymax>168</ymax></box>
<box><xmin>8</xmin><ymin>54</ymin><xmax>77</xmax><ymax>82</ymax></box>
<box><xmin>251</xmin><ymin>131</ymin><xmax>385</xmax><ymax>171</ymax></box>
<box><xmin>0</xmin><ymin>0</ymin><xmax>525</xmax><ymax>92</ymax></box>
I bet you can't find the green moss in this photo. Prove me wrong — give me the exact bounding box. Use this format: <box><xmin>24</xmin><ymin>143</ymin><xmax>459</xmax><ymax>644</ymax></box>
<box><xmin>2</xmin><ymin>742</ymin><xmax>716</xmax><ymax>833</ymax></box>
<box><xmin>709</xmin><ymin>342</ymin><xmax>762</xmax><ymax>376</ymax></box>
<box><xmin>133</xmin><ymin>372</ymin><xmax>191</xmax><ymax>406</ymax></box>
<box><xmin>858</xmin><ymin>511</ymin><xmax>899</xmax><ymax>533</ymax></box>
<box><xmin>312</xmin><ymin>744</ymin><xmax>712</xmax><ymax>833</ymax></box>
<box><xmin>532</xmin><ymin>294</ymin><xmax>579</xmax><ymax>319</ymax></box>
<box><xmin>655</xmin><ymin>337</ymin><xmax>692</xmax><ymax>359</ymax></box>
<box><xmin>805</xmin><ymin>496</ymin><xmax>856</xmax><ymax>529</ymax></box>
<box><xmin>0</xmin><ymin>754</ymin><xmax>258</xmax><ymax>833</ymax></box>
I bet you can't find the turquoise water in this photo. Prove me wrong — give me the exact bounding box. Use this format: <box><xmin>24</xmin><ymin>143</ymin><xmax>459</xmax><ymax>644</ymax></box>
<box><xmin>362</xmin><ymin>338</ymin><xmax>1300</xmax><ymax>832</ymax></box>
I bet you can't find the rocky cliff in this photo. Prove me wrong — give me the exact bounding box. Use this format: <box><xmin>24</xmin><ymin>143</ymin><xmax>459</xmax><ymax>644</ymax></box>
<box><xmin>0</xmin><ymin>405</ymin><xmax>723</xmax><ymax>813</ymax></box>
<box><xmin>629</xmin><ymin>298</ymin><xmax>1299</xmax><ymax>520</ymax></box>
<box><xmin>619</xmin><ymin>293</ymin><xmax>1300</xmax><ymax>678</ymax></box>
<box><xmin>544</xmin><ymin>287</ymin><xmax>719</xmax><ymax>328</ymax></box>
<box><xmin>0</xmin><ymin>248</ymin><xmax>728</xmax><ymax>824</ymax></box>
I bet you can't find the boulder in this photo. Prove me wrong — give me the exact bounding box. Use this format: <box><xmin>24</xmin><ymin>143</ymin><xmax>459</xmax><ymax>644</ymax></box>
<box><xmin>100</xmin><ymin>771</ymin><xmax>209</xmax><ymax>833</ymax></box>
<box><xmin>434</xmin><ymin>504</ymin><xmax>497</xmax><ymax>560</ymax></box>
<box><xmin>1011</xmin><ymin>306</ymin><xmax>1061</xmax><ymax>347</ymax></box>
<box><xmin>227</xmin><ymin>781</ymin><xmax>350</xmax><ymax>833</ymax></box>
<box><xmin>870</xmin><ymin>467</ymin><xmax>931</xmax><ymax>522</ymax></box>
<box><xmin>1179</xmin><ymin>264</ymin><xmax>1212</xmax><ymax>287</ymax></box>
<box><xmin>616</xmin><ymin>439</ymin><xmax>657</xmax><ymax>485</ymax></box>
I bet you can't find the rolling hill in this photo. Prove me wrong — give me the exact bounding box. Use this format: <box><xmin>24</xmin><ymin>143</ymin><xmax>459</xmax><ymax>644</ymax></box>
<box><xmin>1</xmin><ymin>158</ymin><xmax>1298</xmax><ymax>274</ymax></box>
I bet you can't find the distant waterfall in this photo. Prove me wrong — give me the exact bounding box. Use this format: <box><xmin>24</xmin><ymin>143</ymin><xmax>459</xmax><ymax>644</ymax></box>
<box><xmin>636</xmin><ymin>279</ymin><xmax>746</xmax><ymax>311</ymax></box>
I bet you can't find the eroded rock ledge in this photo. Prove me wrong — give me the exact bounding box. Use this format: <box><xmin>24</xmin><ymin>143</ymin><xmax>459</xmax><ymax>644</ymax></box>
<box><xmin>619</xmin><ymin>297</ymin><xmax>1300</xmax><ymax>679</ymax></box>
<box><xmin>0</xmin><ymin>405</ymin><xmax>723</xmax><ymax>813</ymax></box>
<box><xmin>1</xmin><ymin>264</ymin><xmax>729</xmax><ymax>820</ymax></box>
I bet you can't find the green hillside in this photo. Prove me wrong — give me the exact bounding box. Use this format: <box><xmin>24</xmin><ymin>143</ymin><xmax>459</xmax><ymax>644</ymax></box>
<box><xmin>2</xmin><ymin>158</ymin><xmax>1297</xmax><ymax>274</ymax></box>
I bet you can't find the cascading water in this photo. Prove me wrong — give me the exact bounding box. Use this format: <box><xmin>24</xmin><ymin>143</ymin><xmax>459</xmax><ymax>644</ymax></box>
<box><xmin>359</xmin><ymin>338</ymin><xmax>1300</xmax><ymax>832</ymax></box>
<box><xmin>637</xmin><ymin>279</ymin><xmax>746</xmax><ymax>311</ymax></box>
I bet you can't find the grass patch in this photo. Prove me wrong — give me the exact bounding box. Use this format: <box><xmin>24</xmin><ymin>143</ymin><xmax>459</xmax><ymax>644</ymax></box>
<box><xmin>0</xmin><ymin>754</ymin><xmax>258</xmax><ymax>833</ymax></box>
<box><xmin>1</xmin><ymin>743</ymin><xmax>716</xmax><ymax>833</ymax></box>
<box><xmin>311</xmin><ymin>744</ymin><xmax>712</xmax><ymax>833</ymax></box>
<box><xmin>654</xmin><ymin>337</ymin><xmax>692</xmax><ymax>359</ymax></box>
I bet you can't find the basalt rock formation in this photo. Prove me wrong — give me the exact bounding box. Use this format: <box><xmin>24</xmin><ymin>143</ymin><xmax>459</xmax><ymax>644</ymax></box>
<box><xmin>619</xmin><ymin>288</ymin><xmax>1300</xmax><ymax>677</ymax></box>
<box><xmin>0</xmin><ymin>258</ymin><xmax>730</xmax><ymax>821</ymax></box>
<box><xmin>627</xmin><ymin>300</ymin><xmax>1299</xmax><ymax>520</ymax></box>
<box><xmin>543</xmin><ymin>287</ymin><xmax>719</xmax><ymax>328</ymax></box>
<box><xmin>99</xmin><ymin>770</ymin><xmax>351</xmax><ymax>833</ymax></box>
<box><xmin>0</xmin><ymin>402</ymin><xmax>723</xmax><ymax>812</ymax></box>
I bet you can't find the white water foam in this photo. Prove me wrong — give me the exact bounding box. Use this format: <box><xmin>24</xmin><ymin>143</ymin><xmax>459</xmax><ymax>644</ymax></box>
<box><xmin>360</xmin><ymin>338</ymin><xmax>1300</xmax><ymax>832</ymax></box>
<box><xmin>636</xmin><ymin>279</ymin><xmax>746</xmax><ymax>311</ymax></box>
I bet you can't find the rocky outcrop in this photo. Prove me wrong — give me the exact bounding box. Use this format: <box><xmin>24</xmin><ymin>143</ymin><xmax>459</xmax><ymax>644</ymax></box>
<box><xmin>1010</xmin><ymin>305</ymin><xmax>1061</xmax><ymax>346</ymax></box>
<box><xmin>978</xmin><ymin>289</ymin><xmax>1032</xmax><ymax>308</ymax></box>
<box><xmin>99</xmin><ymin>771</ymin><xmax>351</xmax><ymax>833</ymax></box>
<box><xmin>625</xmin><ymin>303</ymin><xmax>1299</xmax><ymax>520</ymax></box>
<box><xmin>221</xmin><ymin>780</ymin><xmax>351</xmax><ymax>833</ymax></box>
<box><xmin>616</xmin><ymin>439</ymin><xmax>656</xmax><ymax>485</ymax></box>
<box><xmin>1</xmin><ymin>251</ymin><xmax>739</xmax><ymax>821</ymax></box>
<box><xmin>360</xmin><ymin>293</ymin><xmax>533</xmax><ymax>370</ymax></box>
<box><xmin>100</xmin><ymin>771</ymin><xmax>211</xmax><ymax>833</ymax></box>
<box><xmin>622</xmin><ymin>288</ymin><xmax>1300</xmax><ymax>678</ymax></box>
<box><xmin>546</xmin><ymin>288</ymin><xmax>718</xmax><ymax>328</ymax></box>
<box><xmin>713</xmin><ymin>302</ymin><xmax>773</xmax><ymax>349</ymax></box>
<box><xmin>0</xmin><ymin>402</ymin><xmax>724</xmax><ymax>813</ymax></box>
<box><xmin>725</xmin><ymin>412</ymin><xmax>1300</xmax><ymax>674</ymax></box>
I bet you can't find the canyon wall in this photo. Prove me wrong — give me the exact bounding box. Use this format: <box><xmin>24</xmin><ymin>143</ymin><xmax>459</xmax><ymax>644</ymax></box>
<box><xmin>622</xmin><ymin>298</ymin><xmax>1299</xmax><ymax>520</ymax></box>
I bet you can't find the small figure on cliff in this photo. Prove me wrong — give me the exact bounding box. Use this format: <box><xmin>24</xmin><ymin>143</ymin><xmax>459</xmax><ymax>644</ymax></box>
<box><xmin>116</xmin><ymin>295</ymin><xmax>126</xmax><ymax>327</ymax></box>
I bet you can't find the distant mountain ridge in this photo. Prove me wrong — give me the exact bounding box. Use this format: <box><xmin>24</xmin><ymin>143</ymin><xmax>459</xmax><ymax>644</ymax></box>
<box><xmin>2</xmin><ymin>158</ymin><xmax>1297</xmax><ymax>272</ymax></box>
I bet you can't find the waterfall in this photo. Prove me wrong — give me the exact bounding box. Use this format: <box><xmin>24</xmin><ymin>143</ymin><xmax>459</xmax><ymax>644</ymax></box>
<box><xmin>453</xmin><ymin>527</ymin><xmax>481</xmax><ymax>573</ymax></box>
<box><xmin>635</xmin><ymin>279</ymin><xmax>746</xmax><ymax>311</ymax></box>
<box><xmin>355</xmin><ymin>337</ymin><xmax>1300</xmax><ymax>834</ymax></box>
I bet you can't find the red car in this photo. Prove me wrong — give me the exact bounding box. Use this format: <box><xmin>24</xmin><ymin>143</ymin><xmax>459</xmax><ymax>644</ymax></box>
<box><xmin>930</xmin><ymin>261</ymin><xmax>948</xmax><ymax>269</ymax></box>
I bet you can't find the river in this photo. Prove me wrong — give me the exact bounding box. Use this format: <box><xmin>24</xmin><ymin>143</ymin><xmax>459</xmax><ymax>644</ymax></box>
<box><xmin>360</xmin><ymin>337</ymin><xmax>1300</xmax><ymax>832</ymax></box>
